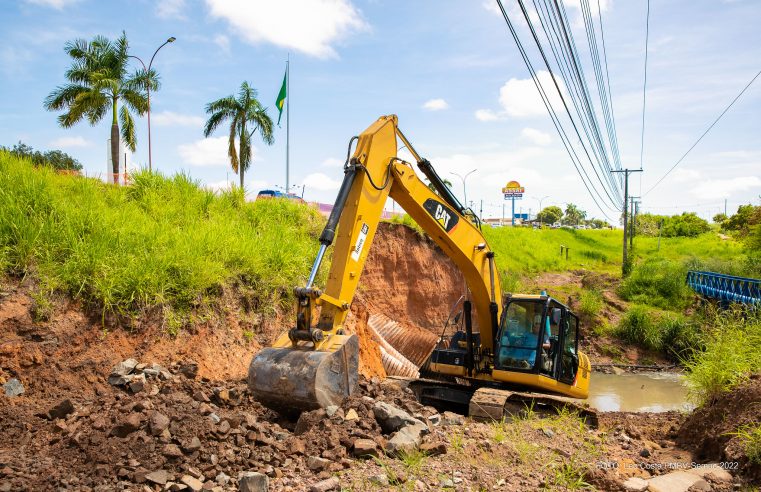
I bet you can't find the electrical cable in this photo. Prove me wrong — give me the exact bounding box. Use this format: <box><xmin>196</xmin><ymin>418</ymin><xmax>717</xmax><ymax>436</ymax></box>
<box><xmin>643</xmin><ymin>68</ymin><xmax>761</xmax><ymax>196</ymax></box>
<box><xmin>495</xmin><ymin>0</ymin><xmax>617</xmax><ymax>220</ymax></box>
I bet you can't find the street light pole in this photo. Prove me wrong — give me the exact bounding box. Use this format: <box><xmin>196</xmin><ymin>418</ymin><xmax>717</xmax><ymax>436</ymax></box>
<box><xmin>449</xmin><ymin>169</ymin><xmax>476</xmax><ymax>207</ymax></box>
<box><xmin>533</xmin><ymin>195</ymin><xmax>550</xmax><ymax>222</ymax></box>
<box><xmin>129</xmin><ymin>36</ymin><xmax>175</xmax><ymax>172</ymax></box>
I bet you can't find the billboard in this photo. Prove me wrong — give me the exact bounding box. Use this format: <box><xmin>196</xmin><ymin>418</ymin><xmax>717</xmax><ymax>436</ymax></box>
<box><xmin>502</xmin><ymin>180</ymin><xmax>524</xmax><ymax>199</ymax></box>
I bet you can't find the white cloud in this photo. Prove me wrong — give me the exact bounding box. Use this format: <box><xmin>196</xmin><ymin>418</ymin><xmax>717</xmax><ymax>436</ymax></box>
<box><xmin>214</xmin><ymin>34</ymin><xmax>230</xmax><ymax>53</ymax></box>
<box><xmin>499</xmin><ymin>71</ymin><xmax>564</xmax><ymax>117</ymax></box>
<box><xmin>303</xmin><ymin>172</ymin><xmax>342</xmax><ymax>191</ymax></box>
<box><xmin>152</xmin><ymin>111</ymin><xmax>205</xmax><ymax>127</ymax></box>
<box><xmin>50</xmin><ymin>136</ymin><xmax>91</xmax><ymax>148</ymax></box>
<box><xmin>482</xmin><ymin>1</ymin><xmax>501</xmax><ymax>15</ymax></box>
<box><xmin>205</xmin><ymin>0</ymin><xmax>368</xmax><ymax>58</ymax></box>
<box><xmin>156</xmin><ymin>0</ymin><xmax>186</xmax><ymax>19</ymax></box>
<box><xmin>520</xmin><ymin>128</ymin><xmax>551</xmax><ymax>146</ymax></box>
<box><xmin>476</xmin><ymin>71</ymin><xmax>564</xmax><ymax>122</ymax></box>
<box><xmin>422</xmin><ymin>98</ymin><xmax>449</xmax><ymax>111</ymax></box>
<box><xmin>321</xmin><ymin>157</ymin><xmax>344</xmax><ymax>168</ymax></box>
<box><xmin>475</xmin><ymin>109</ymin><xmax>499</xmax><ymax>121</ymax></box>
<box><xmin>178</xmin><ymin>137</ymin><xmax>257</xmax><ymax>167</ymax></box>
<box><xmin>24</xmin><ymin>0</ymin><xmax>77</xmax><ymax>9</ymax></box>
<box><xmin>690</xmin><ymin>176</ymin><xmax>761</xmax><ymax>199</ymax></box>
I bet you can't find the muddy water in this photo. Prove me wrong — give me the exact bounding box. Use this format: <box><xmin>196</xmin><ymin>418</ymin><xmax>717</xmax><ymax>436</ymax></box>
<box><xmin>587</xmin><ymin>372</ymin><xmax>694</xmax><ymax>412</ymax></box>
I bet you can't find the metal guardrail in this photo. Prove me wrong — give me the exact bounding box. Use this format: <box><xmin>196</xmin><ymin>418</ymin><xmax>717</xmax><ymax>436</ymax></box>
<box><xmin>686</xmin><ymin>270</ymin><xmax>761</xmax><ymax>306</ymax></box>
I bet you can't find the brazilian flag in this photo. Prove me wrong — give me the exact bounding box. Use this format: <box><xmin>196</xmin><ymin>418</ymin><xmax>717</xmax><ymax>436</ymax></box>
<box><xmin>275</xmin><ymin>68</ymin><xmax>287</xmax><ymax>126</ymax></box>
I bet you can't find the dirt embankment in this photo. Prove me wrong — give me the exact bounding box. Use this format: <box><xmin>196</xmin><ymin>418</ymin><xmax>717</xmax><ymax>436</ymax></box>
<box><xmin>678</xmin><ymin>376</ymin><xmax>761</xmax><ymax>481</ymax></box>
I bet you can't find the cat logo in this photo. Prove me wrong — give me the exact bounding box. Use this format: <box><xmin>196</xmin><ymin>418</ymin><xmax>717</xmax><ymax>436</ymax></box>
<box><xmin>423</xmin><ymin>199</ymin><xmax>460</xmax><ymax>233</ymax></box>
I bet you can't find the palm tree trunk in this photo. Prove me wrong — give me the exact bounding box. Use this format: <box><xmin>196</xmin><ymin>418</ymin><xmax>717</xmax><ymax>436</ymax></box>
<box><xmin>110</xmin><ymin>97</ymin><xmax>120</xmax><ymax>185</ymax></box>
<box><xmin>239</xmin><ymin>162</ymin><xmax>244</xmax><ymax>189</ymax></box>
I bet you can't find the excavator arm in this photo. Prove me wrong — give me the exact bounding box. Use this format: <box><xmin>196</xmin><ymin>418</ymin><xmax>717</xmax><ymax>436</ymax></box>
<box><xmin>249</xmin><ymin>115</ymin><xmax>503</xmax><ymax>412</ymax></box>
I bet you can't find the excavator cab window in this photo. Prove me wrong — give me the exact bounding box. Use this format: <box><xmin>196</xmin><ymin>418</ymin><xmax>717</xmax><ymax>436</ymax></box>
<box><xmin>495</xmin><ymin>300</ymin><xmax>550</xmax><ymax>372</ymax></box>
<box><xmin>559</xmin><ymin>312</ymin><xmax>580</xmax><ymax>384</ymax></box>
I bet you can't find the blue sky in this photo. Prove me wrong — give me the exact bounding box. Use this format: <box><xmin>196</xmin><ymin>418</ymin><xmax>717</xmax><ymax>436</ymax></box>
<box><xmin>1</xmin><ymin>0</ymin><xmax>760</xmax><ymax>221</ymax></box>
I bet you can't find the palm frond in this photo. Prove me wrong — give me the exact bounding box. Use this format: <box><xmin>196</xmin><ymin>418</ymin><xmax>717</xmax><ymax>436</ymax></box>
<box><xmin>205</xmin><ymin>95</ymin><xmax>239</xmax><ymax>115</ymax></box>
<box><xmin>228</xmin><ymin>116</ymin><xmax>240</xmax><ymax>174</ymax></box>
<box><xmin>121</xmin><ymin>88</ymin><xmax>149</xmax><ymax>116</ymax></box>
<box><xmin>44</xmin><ymin>84</ymin><xmax>88</xmax><ymax>111</ymax></box>
<box><xmin>119</xmin><ymin>105</ymin><xmax>137</xmax><ymax>152</ymax></box>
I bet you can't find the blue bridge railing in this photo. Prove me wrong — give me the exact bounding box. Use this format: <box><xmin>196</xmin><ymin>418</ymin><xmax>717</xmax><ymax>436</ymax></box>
<box><xmin>686</xmin><ymin>270</ymin><xmax>761</xmax><ymax>306</ymax></box>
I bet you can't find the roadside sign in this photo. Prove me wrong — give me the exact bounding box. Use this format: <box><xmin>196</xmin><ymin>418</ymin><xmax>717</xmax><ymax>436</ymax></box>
<box><xmin>502</xmin><ymin>180</ymin><xmax>524</xmax><ymax>199</ymax></box>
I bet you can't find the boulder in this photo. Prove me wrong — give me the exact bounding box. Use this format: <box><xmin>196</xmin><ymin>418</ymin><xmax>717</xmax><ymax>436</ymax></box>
<box><xmin>47</xmin><ymin>399</ymin><xmax>75</xmax><ymax>420</ymax></box>
<box><xmin>308</xmin><ymin>477</ymin><xmax>339</xmax><ymax>492</ymax></box>
<box><xmin>387</xmin><ymin>422</ymin><xmax>428</xmax><ymax>454</ymax></box>
<box><xmin>144</xmin><ymin>470</ymin><xmax>169</xmax><ymax>486</ymax></box>
<box><xmin>306</xmin><ymin>456</ymin><xmax>331</xmax><ymax>472</ymax></box>
<box><xmin>111</xmin><ymin>358</ymin><xmax>139</xmax><ymax>377</ymax></box>
<box><xmin>238</xmin><ymin>471</ymin><xmax>268</xmax><ymax>492</ymax></box>
<box><xmin>373</xmin><ymin>401</ymin><xmax>424</xmax><ymax>433</ymax></box>
<box><xmin>621</xmin><ymin>477</ymin><xmax>648</xmax><ymax>492</ymax></box>
<box><xmin>180</xmin><ymin>475</ymin><xmax>204</xmax><ymax>492</ymax></box>
<box><xmin>3</xmin><ymin>378</ymin><xmax>24</xmax><ymax>397</ymax></box>
<box><xmin>149</xmin><ymin>411</ymin><xmax>170</xmax><ymax>436</ymax></box>
<box><xmin>352</xmin><ymin>439</ymin><xmax>379</xmax><ymax>458</ymax></box>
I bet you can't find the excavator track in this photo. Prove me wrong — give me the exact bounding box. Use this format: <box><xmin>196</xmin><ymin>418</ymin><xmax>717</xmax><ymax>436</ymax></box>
<box><xmin>404</xmin><ymin>377</ymin><xmax>598</xmax><ymax>428</ymax></box>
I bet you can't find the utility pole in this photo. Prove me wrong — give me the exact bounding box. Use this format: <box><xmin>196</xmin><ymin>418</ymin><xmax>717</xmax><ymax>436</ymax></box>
<box><xmin>480</xmin><ymin>200</ymin><xmax>483</xmax><ymax>220</ymax></box>
<box><xmin>724</xmin><ymin>199</ymin><xmax>727</xmax><ymax>216</ymax></box>
<box><xmin>611</xmin><ymin>169</ymin><xmax>642</xmax><ymax>275</ymax></box>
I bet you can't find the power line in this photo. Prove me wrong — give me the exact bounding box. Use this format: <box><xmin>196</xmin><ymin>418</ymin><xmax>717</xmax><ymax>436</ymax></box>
<box><xmin>513</xmin><ymin>0</ymin><xmax>621</xmax><ymax>210</ymax></box>
<box><xmin>639</xmin><ymin>0</ymin><xmax>650</xmax><ymax>171</ymax></box>
<box><xmin>643</xmin><ymin>67</ymin><xmax>761</xmax><ymax>196</ymax></box>
<box><xmin>495</xmin><ymin>0</ymin><xmax>618</xmax><ymax>221</ymax></box>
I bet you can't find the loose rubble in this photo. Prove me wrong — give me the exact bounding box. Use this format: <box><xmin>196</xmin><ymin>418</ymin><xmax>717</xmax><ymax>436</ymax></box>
<box><xmin>0</xmin><ymin>357</ymin><xmax>755</xmax><ymax>491</ymax></box>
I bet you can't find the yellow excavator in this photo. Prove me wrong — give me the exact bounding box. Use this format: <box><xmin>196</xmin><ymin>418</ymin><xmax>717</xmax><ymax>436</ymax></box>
<box><xmin>248</xmin><ymin>115</ymin><xmax>592</xmax><ymax>421</ymax></box>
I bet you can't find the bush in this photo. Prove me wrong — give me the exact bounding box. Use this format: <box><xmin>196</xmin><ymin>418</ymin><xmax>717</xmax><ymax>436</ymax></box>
<box><xmin>685</xmin><ymin>312</ymin><xmax>761</xmax><ymax>405</ymax></box>
<box><xmin>2</xmin><ymin>141</ymin><xmax>82</xmax><ymax>172</ymax></box>
<box><xmin>619</xmin><ymin>258</ymin><xmax>692</xmax><ymax>310</ymax></box>
<box><xmin>636</xmin><ymin>212</ymin><xmax>710</xmax><ymax>238</ymax></box>
<box><xmin>615</xmin><ymin>305</ymin><xmax>662</xmax><ymax>351</ymax></box>
<box><xmin>578</xmin><ymin>289</ymin><xmax>603</xmax><ymax>318</ymax></box>
<box><xmin>661</xmin><ymin>313</ymin><xmax>702</xmax><ymax>362</ymax></box>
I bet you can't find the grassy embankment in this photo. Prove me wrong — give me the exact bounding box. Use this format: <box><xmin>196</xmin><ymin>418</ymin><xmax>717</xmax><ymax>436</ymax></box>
<box><xmin>0</xmin><ymin>150</ymin><xmax>324</xmax><ymax>326</ymax></box>
<box><xmin>3</xmin><ymin>151</ymin><xmax>758</xmax><ymax>401</ymax></box>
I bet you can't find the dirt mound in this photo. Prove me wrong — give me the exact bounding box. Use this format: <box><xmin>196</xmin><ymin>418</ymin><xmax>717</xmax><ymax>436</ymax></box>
<box><xmin>0</xmin><ymin>356</ymin><xmax>432</xmax><ymax>491</ymax></box>
<box><xmin>356</xmin><ymin>223</ymin><xmax>465</xmax><ymax>335</ymax></box>
<box><xmin>677</xmin><ymin>376</ymin><xmax>761</xmax><ymax>480</ymax></box>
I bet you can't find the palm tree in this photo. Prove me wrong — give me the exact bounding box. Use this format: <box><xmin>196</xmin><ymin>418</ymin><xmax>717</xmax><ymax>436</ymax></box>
<box><xmin>203</xmin><ymin>82</ymin><xmax>274</xmax><ymax>189</ymax></box>
<box><xmin>45</xmin><ymin>32</ymin><xmax>156</xmax><ymax>183</ymax></box>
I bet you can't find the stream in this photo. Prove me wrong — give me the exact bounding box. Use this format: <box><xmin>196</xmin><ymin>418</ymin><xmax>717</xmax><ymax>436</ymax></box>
<box><xmin>587</xmin><ymin>372</ymin><xmax>695</xmax><ymax>413</ymax></box>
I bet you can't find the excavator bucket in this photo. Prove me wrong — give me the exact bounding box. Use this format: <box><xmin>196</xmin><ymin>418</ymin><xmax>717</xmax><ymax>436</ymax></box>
<box><xmin>247</xmin><ymin>334</ymin><xmax>359</xmax><ymax>413</ymax></box>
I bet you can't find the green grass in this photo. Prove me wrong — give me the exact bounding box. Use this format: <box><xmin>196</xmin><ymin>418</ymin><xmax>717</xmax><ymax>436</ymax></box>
<box><xmin>729</xmin><ymin>423</ymin><xmax>761</xmax><ymax>465</ymax></box>
<box><xmin>0</xmin><ymin>151</ymin><xmax>324</xmax><ymax>317</ymax></box>
<box><xmin>685</xmin><ymin>312</ymin><xmax>761</xmax><ymax>405</ymax></box>
<box><xmin>615</xmin><ymin>305</ymin><xmax>662</xmax><ymax>351</ymax></box>
<box><xmin>578</xmin><ymin>288</ymin><xmax>603</xmax><ymax>318</ymax></box>
<box><xmin>618</xmin><ymin>258</ymin><xmax>693</xmax><ymax>310</ymax></box>
<box><xmin>482</xmin><ymin>226</ymin><xmax>747</xmax><ymax>279</ymax></box>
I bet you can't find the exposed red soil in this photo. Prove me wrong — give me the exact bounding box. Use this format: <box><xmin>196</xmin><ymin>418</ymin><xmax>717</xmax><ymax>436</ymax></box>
<box><xmin>678</xmin><ymin>375</ymin><xmax>761</xmax><ymax>481</ymax></box>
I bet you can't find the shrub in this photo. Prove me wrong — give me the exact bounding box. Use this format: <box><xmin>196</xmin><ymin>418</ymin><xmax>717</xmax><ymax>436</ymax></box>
<box><xmin>618</xmin><ymin>258</ymin><xmax>691</xmax><ymax>310</ymax></box>
<box><xmin>685</xmin><ymin>313</ymin><xmax>761</xmax><ymax>405</ymax></box>
<box><xmin>578</xmin><ymin>289</ymin><xmax>603</xmax><ymax>318</ymax></box>
<box><xmin>615</xmin><ymin>305</ymin><xmax>661</xmax><ymax>351</ymax></box>
<box><xmin>661</xmin><ymin>313</ymin><xmax>702</xmax><ymax>362</ymax></box>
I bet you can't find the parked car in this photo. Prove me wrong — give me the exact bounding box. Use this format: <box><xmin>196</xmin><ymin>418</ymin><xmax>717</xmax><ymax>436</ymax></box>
<box><xmin>257</xmin><ymin>190</ymin><xmax>305</xmax><ymax>203</ymax></box>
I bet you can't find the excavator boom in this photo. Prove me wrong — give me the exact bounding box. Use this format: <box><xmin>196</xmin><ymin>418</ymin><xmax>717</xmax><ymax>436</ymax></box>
<box><xmin>249</xmin><ymin>115</ymin><xmax>502</xmax><ymax>411</ymax></box>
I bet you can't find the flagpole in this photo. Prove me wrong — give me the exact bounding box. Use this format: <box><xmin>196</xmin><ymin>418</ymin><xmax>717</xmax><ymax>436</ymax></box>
<box><xmin>286</xmin><ymin>53</ymin><xmax>290</xmax><ymax>192</ymax></box>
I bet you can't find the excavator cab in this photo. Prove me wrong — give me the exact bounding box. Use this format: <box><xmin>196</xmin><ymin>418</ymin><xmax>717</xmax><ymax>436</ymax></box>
<box><xmin>496</xmin><ymin>295</ymin><xmax>578</xmax><ymax>380</ymax></box>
